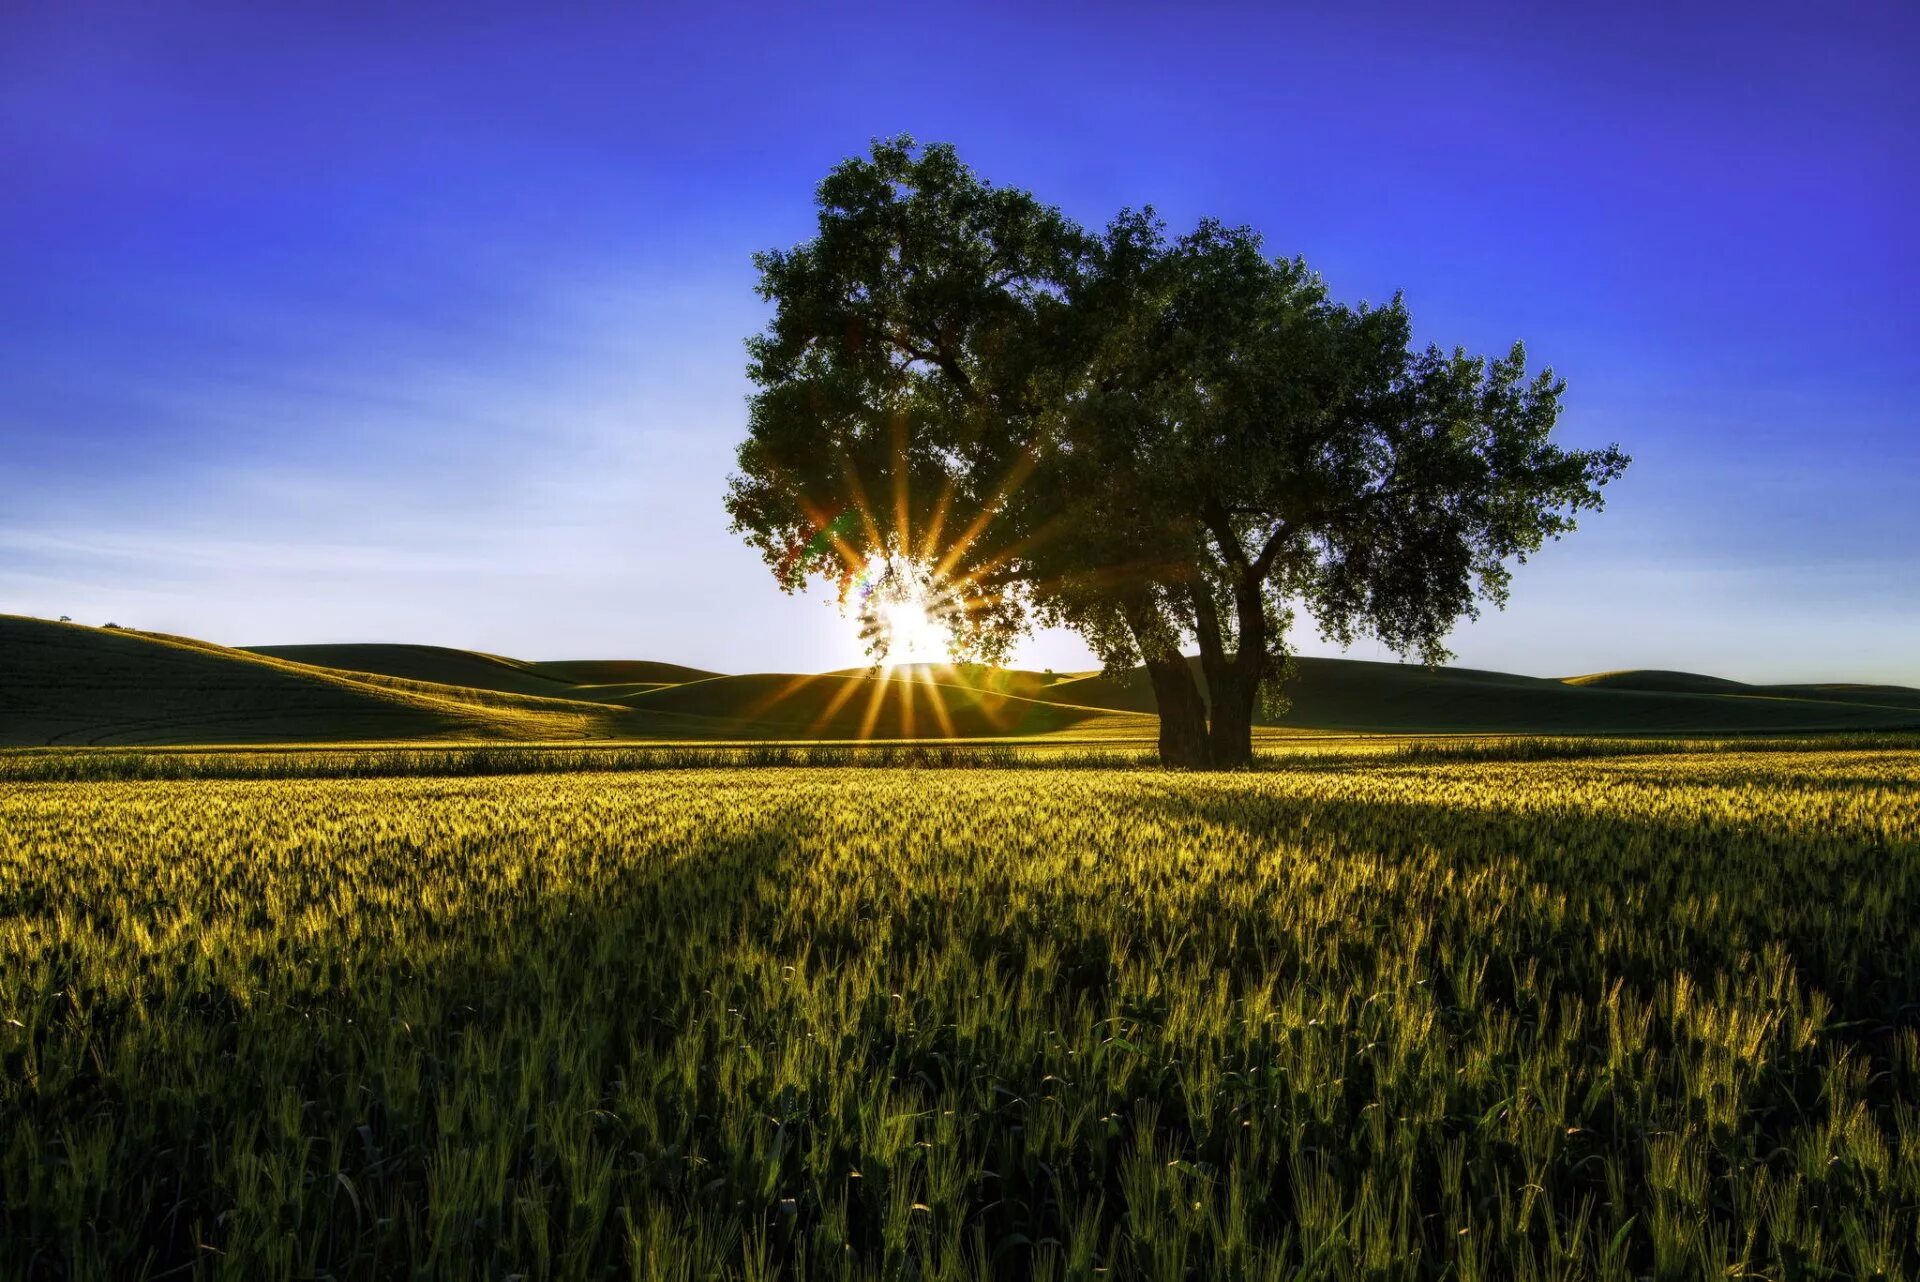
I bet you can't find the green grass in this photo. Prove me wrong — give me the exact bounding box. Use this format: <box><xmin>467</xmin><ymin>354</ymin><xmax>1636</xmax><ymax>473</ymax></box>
<box><xmin>3</xmin><ymin>746</ymin><xmax>1917</xmax><ymax>1278</ymax></box>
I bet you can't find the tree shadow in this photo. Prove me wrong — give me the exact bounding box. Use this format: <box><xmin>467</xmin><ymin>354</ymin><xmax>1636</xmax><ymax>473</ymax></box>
<box><xmin>7</xmin><ymin>804</ymin><xmax>809</xmax><ymax>1278</ymax></box>
<box><xmin>1112</xmin><ymin>780</ymin><xmax>1918</xmax><ymax>1030</ymax></box>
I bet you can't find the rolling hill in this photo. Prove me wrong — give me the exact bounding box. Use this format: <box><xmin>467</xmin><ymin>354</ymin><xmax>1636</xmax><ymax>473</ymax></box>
<box><xmin>244</xmin><ymin>643</ymin><xmax>578</xmax><ymax>699</ymax></box>
<box><xmin>528</xmin><ymin>659</ymin><xmax>720</xmax><ymax>686</ymax></box>
<box><xmin>0</xmin><ymin>617</ymin><xmax>1140</xmax><ymax>746</ymax></box>
<box><xmin>617</xmin><ymin>671</ymin><xmax>1137</xmax><ymax>739</ymax></box>
<box><xmin>243</xmin><ymin>647</ymin><xmax>723</xmax><ymax>706</ymax></box>
<box><xmin>1042</xmin><ymin>657</ymin><xmax>1920</xmax><ymax>734</ymax></box>
<box><xmin>0</xmin><ymin>617</ymin><xmax>718</xmax><ymax>746</ymax></box>
<box><xmin>1561</xmin><ymin>669</ymin><xmax>1753</xmax><ymax>695</ymax></box>
<box><xmin>827</xmin><ymin>663</ymin><xmax>1077</xmax><ymax>702</ymax></box>
<box><xmin>1566</xmin><ymin>668</ymin><xmax>1920</xmax><ymax>714</ymax></box>
<box><xmin>4</xmin><ymin>613</ymin><xmax>1915</xmax><ymax>746</ymax></box>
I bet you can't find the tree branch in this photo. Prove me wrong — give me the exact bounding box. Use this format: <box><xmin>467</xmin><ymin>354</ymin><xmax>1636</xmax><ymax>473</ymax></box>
<box><xmin>1189</xmin><ymin>583</ymin><xmax>1226</xmax><ymax>672</ymax></box>
<box><xmin>1251</xmin><ymin>523</ymin><xmax>1294</xmax><ymax>578</ymax></box>
<box><xmin>895</xmin><ymin>338</ymin><xmax>979</xmax><ymax>403</ymax></box>
<box><xmin>1199</xmin><ymin>497</ymin><xmax>1249</xmax><ymax>569</ymax></box>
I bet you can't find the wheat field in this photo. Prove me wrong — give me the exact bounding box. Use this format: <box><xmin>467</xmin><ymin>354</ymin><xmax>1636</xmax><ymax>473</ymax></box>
<box><xmin>2</xmin><ymin>746</ymin><xmax>1916</xmax><ymax>1279</ymax></box>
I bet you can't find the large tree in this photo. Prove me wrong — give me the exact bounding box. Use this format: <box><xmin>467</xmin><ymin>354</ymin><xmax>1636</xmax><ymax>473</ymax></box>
<box><xmin>726</xmin><ymin>139</ymin><xmax>1629</xmax><ymax>766</ymax></box>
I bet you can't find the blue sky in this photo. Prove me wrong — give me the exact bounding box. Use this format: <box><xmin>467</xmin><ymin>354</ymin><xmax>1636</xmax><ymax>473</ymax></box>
<box><xmin>4</xmin><ymin>1</ymin><xmax>1915</xmax><ymax>680</ymax></box>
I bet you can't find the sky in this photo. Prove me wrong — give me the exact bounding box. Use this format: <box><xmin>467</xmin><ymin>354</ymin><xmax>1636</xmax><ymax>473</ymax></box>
<box><xmin>3</xmin><ymin>1</ymin><xmax>1915</xmax><ymax>682</ymax></box>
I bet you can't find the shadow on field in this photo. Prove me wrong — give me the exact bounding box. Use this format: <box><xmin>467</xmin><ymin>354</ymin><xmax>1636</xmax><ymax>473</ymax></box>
<box><xmin>1113</xmin><ymin>779</ymin><xmax>1919</xmax><ymax>1035</ymax></box>
<box><xmin>8</xmin><ymin>809</ymin><xmax>812</xmax><ymax>1280</ymax></box>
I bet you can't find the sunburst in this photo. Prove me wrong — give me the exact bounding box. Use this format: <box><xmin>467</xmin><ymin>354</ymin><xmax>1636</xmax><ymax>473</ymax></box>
<box><xmin>850</xmin><ymin>555</ymin><xmax>960</xmax><ymax>665</ymax></box>
<box><xmin>744</xmin><ymin>426</ymin><xmax>1050</xmax><ymax>740</ymax></box>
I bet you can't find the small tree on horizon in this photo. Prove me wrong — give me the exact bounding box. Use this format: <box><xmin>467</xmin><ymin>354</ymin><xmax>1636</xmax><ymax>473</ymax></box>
<box><xmin>726</xmin><ymin>139</ymin><xmax>1629</xmax><ymax>767</ymax></box>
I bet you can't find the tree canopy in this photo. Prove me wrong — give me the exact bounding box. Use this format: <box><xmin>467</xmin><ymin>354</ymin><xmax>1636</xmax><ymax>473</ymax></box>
<box><xmin>726</xmin><ymin>138</ymin><xmax>1629</xmax><ymax>766</ymax></box>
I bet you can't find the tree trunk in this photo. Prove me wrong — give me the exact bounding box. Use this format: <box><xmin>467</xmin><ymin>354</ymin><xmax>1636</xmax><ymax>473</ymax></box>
<box><xmin>1120</xmin><ymin>590</ymin><xmax>1213</xmax><ymax>768</ymax></box>
<box><xmin>1142</xmin><ymin>655</ymin><xmax>1212</xmax><ymax>768</ymax></box>
<box><xmin>1186</xmin><ymin>584</ymin><xmax>1250</xmax><ymax>768</ymax></box>
<box><xmin>1193</xmin><ymin>568</ymin><xmax>1267</xmax><ymax>769</ymax></box>
<box><xmin>1206</xmin><ymin>668</ymin><xmax>1258</xmax><ymax>767</ymax></box>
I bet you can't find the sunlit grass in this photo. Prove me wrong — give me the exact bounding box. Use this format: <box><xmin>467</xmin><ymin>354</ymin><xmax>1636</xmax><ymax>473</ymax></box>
<box><xmin>2</xmin><ymin>746</ymin><xmax>1916</xmax><ymax>1277</ymax></box>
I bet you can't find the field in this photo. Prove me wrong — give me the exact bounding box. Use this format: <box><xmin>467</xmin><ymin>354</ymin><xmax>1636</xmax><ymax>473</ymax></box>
<box><xmin>3</xmin><ymin>744</ymin><xmax>1916</xmax><ymax>1279</ymax></box>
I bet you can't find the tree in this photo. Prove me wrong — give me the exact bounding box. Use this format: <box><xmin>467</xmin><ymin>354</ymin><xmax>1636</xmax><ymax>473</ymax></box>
<box><xmin>726</xmin><ymin>139</ymin><xmax>1629</xmax><ymax>766</ymax></box>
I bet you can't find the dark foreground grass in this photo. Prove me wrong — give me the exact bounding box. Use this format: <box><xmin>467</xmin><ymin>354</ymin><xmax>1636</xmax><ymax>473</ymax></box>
<box><xmin>2</xmin><ymin>751</ymin><xmax>1917</xmax><ymax>1279</ymax></box>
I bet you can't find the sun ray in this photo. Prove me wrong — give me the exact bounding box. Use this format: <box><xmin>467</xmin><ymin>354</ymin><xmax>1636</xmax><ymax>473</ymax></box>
<box><xmin>742</xmin><ymin>672</ymin><xmax>825</xmax><ymax>727</ymax></box>
<box><xmin>857</xmin><ymin>663</ymin><xmax>896</xmax><ymax>740</ymax></box>
<box><xmin>788</xmin><ymin>492</ymin><xmax>871</xmax><ymax>596</ymax></box>
<box><xmin>939</xmin><ymin>505</ymin><xmax>1079</xmax><ymax>599</ymax></box>
<box><xmin>931</xmin><ymin>444</ymin><xmax>1040</xmax><ymax>582</ymax></box>
<box><xmin>752</xmin><ymin>455</ymin><xmax>870</xmax><ymax>585</ymax></box>
<box><xmin>919</xmin><ymin>666</ymin><xmax>958</xmax><ymax>739</ymax></box>
<box><xmin>803</xmin><ymin>671</ymin><xmax>870</xmax><ymax>738</ymax></box>
<box><xmin>836</xmin><ymin>452</ymin><xmax>888</xmax><ymax>561</ymax></box>
<box><xmin>918</xmin><ymin>473</ymin><xmax>957</xmax><ymax>565</ymax></box>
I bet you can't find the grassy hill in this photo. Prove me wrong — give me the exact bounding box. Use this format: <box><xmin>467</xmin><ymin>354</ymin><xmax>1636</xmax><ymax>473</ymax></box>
<box><xmin>827</xmin><ymin>663</ymin><xmax>1076</xmax><ymax>701</ymax></box>
<box><xmin>245</xmin><ymin>646</ymin><xmax>722</xmax><ymax>707</ymax></box>
<box><xmin>1562</xmin><ymin>669</ymin><xmax>1753</xmax><ymax>695</ymax></box>
<box><xmin>1045</xmin><ymin>656</ymin><xmax>1920</xmax><ymax>735</ymax></box>
<box><xmin>0</xmin><ymin>617</ymin><xmax>666</xmax><ymax>746</ymax></box>
<box><xmin>528</xmin><ymin>659</ymin><xmax>719</xmax><ymax>686</ymax></box>
<box><xmin>619</xmin><ymin>670</ymin><xmax>1136</xmax><ymax>739</ymax></box>
<box><xmin>5</xmin><ymin>614</ymin><xmax>1914</xmax><ymax>746</ymax></box>
<box><xmin>1568</xmin><ymin>668</ymin><xmax>1920</xmax><ymax>714</ymax></box>
<box><xmin>1759</xmin><ymin>684</ymin><xmax>1920</xmax><ymax>713</ymax></box>
<box><xmin>244</xmin><ymin>643</ymin><xmax>576</xmax><ymax>698</ymax></box>
<box><xmin>0</xmin><ymin>618</ymin><xmax>1139</xmax><ymax>747</ymax></box>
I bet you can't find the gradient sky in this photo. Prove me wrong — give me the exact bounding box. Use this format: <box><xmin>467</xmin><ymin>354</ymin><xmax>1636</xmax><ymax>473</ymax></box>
<box><xmin>4</xmin><ymin>1</ymin><xmax>1915</xmax><ymax>681</ymax></box>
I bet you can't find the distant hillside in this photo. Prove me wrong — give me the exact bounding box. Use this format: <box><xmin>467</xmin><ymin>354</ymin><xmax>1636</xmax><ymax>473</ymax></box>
<box><xmin>246</xmin><ymin>643</ymin><xmax>577</xmax><ymax>698</ymax></box>
<box><xmin>1562</xmin><ymin>669</ymin><xmax>1752</xmax><ymax>695</ymax></box>
<box><xmin>5</xmin><ymin>614</ymin><xmax>1913</xmax><ymax>746</ymax></box>
<box><xmin>1</xmin><ymin>617</ymin><xmax>651</xmax><ymax>745</ymax></box>
<box><xmin>1567</xmin><ymin>668</ymin><xmax>1920</xmax><ymax>714</ymax></box>
<box><xmin>529</xmin><ymin>659</ymin><xmax>720</xmax><ymax>686</ymax></box>
<box><xmin>244</xmin><ymin>647</ymin><xmax>723</xmax><ymax>707</ymax></box>
<box><xmin>1045</xmin><ymin>656</ymin><xmax>1920</xmax><ymax>735</ymax></box>
<box><xmin>1758</xmin><ymin>684</ymin><xmax>1920</xmax><ymax>713</ymax></box>
<box><xmin>0</xmin><ymin>618</ymin><xmax>1135</xmax><ymax>746</ymax></box>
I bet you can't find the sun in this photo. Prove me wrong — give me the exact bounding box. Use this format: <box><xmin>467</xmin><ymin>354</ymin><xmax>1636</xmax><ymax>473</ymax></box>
<box><xmin>878</xmin><ymin>596</ymin><xmax>949</xmax><ymax>664</ymax></box>
<box><xmin>850</xmin><ymin>555</ymin><xmax>955</xmax><ymax>666</ymax></box>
